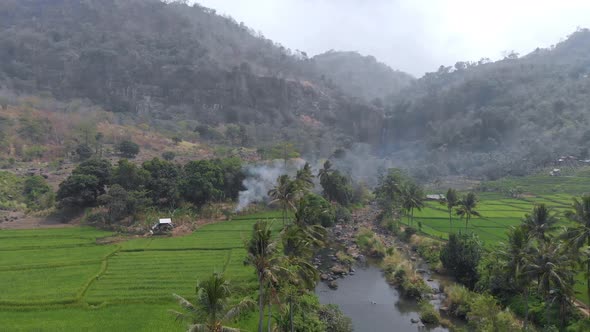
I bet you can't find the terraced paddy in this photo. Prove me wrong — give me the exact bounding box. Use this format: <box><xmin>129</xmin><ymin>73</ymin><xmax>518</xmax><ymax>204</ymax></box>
<box><xmin>0</xmin><ymin>212</ymin><xmax>283</xmax><ymax>331</ymax></box>
<box><xmin>408</xmin><ymin>170</ymin><xmax>590</xmax><ymax>305</ymax></box>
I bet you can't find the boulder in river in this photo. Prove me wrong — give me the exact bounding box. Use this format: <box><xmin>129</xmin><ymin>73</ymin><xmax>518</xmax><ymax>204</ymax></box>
<box><xmin>320</xmin><ymin>274</ymin><xmax>329</xmax><ymax>281</ymax></box>
<box><xmin>330</xmin><ymin>264</ymin><xmax>349</xmax><ymax>275</ymax></box>
<box><xmin>328</xmin><ymin>281</ymin><xmax>338</xmax><ymax>289</ymax></box>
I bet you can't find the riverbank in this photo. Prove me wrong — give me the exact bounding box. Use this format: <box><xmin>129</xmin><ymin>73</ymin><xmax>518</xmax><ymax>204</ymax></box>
<box><xmin>314</xmin><ymin>203</ymin><xmax>463</xmax><ymax>330</ymax></box>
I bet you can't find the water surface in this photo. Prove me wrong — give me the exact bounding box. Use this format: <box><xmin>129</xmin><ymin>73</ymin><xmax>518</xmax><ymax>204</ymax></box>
<box><xmin>315</xmin><ymin>265</ymin><xmax>448</xmax><ymax>332</ymax></box>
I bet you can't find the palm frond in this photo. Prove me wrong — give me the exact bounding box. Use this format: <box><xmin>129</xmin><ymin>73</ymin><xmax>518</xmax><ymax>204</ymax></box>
<box><xmin>187</xmin><ymin>324</ymin><xmax>207</xmax><ymax>332</ymax></box>
<box><xmin>168</xmin><ymin>309</ymin><xmax>194</xmax><ymax>323</ymax></box>
<box><xmin>223</xmin><ymin>298</ymin><xmax>256</xmax><ymax>321</ymax></box>
<box><xmin>173</xmin><ymin>293</ymin><xmax>195</xmax><ymax>310</ymax></box>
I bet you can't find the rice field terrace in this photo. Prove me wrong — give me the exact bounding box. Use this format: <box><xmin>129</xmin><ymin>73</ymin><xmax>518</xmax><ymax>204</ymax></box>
<box><xmin>407</xmin><ymin>169</ymin><xmax>590</xmax><ymax>305</ymax></box>
<box><xmin>0</xmin><ymin>211</ymin><xmax>283</xmax><ymax>331</ymax></box>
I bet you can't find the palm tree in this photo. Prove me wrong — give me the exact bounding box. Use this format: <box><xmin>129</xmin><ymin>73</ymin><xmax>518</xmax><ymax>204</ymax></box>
<box><xmin>317</xmin><ymin>160</ymin><xmax>335</xmax><ymax>202</ymax></box>
<box><xmin>317</xmin><ymin>160</ymin><xmax>332</xmax><ymax>185</ymax></box>
<box><xmin>440</xmin><ymin>188</ymin><xmax>459</xmax><ymax>232</ymax></box>
<box><xmin>498</xmin><ymin>225</ymin><xmax>532</xmax><ymax>330</ymax></box>
<box><xmin>245</xmin><ymin>221</ymin><xmax>281</xmax><ymax>332</ymax></box>
<box><xmin>170</xmin><ymin>272</ymin><xmax>254</xmax><ymax>332</ymax></box>
<box><xmin>522</xmin><ymin>204</ymin><xmax>558</xmax><ymax>243</ymax></box>
<box><xmin>268</xmin><ymin>175</ymin><xmax>298</xmax><ymax>225</ymax></box>
<box><xmin>400</xmin><ymin>182</ymin><xmax>424</xmax><ymax>226</ymax></box>
<box><xmin>295</xmin><ymin>163</ymin><xmax>314</xmax><ymax>192</ymax></box>
<box><xmin>455</xmin><ymin>192</ymin><xmax>481</xmax><ymax>231</ymax></box>
<box><xmin>524</xmin><ymin>241</ymin><xmax>576</xmax><ymax>327</ymax></box>
<box><xmin>280</xmin><ymin>222</ymin><xmax>324</xmax><ymax>332</ymax></box>
<box><xmin>562</xmin><ymin>195</ymin><xmax>590</xmax><ymax>308</ymax></box>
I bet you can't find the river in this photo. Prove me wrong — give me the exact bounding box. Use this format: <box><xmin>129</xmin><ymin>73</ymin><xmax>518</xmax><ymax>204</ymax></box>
<box><xmin>315</xmin><ymin>264</ymin><xmax>449</xmax><ymax>332</ymax></box>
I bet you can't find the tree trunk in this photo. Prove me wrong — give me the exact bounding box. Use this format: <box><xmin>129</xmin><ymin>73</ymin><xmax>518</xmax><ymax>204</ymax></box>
<box><xmin>524</xmin><ymin>286</ymin><xmax>529</xmax><ymax>331</ymax></box>
<box><xmin>449</xmin><ymin>208</ymin><xmax>452</xmax><ymax>232</ymax></box>
<box><xmin>258</xmin><ymin>275</ymin><xmax>264</xmax><ymax>332</ymax></box>
<box><xmin>290</xmin><ymin>297</ymin><xmax>294</xmax><ymax>332</ymax></box>
<box><xmin>545</xmin><ymin>295</ymin><xmax>551</xmax><ymax>328</ymax></box>
<box><xmin>267</xmin><ymin>300</ymin><xmax>272</xmax><ymax>332</ymax></box>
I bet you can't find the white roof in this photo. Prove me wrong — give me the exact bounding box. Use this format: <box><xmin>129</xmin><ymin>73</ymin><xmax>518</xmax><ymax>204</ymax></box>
<box><xmin>158</xmin><ymin>218</ymin><xmax>172</xmax><ymax>224</ymax></box>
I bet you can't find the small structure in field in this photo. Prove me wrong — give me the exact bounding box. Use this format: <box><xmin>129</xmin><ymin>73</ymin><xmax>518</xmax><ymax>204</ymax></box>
<box><xmin>550</xmin><ymin>169</ymin><xmax>561</xmax><ymax>177</ymax></box>
<box><xmin>426</xmin><ymin>194</ymin><xmax>445</xmax><ymax>201</ymax></box>
<box><xmin>151</xmin><ymin>218</ymin><xmax>174</xmax><ymax>234</ymax></box>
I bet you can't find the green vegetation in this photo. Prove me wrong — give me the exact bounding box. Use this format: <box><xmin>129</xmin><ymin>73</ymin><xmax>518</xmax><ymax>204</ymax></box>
<box><xmin>375</xmin><ymin>170</ymin><xmax>590</xmax><ymax>330</ymax></box>
<box><xmin>0</xmin><ymin>171</ymin><xmax>24</xmax><ymax>210</ymax></box>
<box><xmin>0</xmin><ymin>215</ymin><xmax>284</xmax><ymax>331</ymax></box>
<box><xmin>117</xmin><ymin>140</ymin><xmax>140</xmax><ymax>159</ymax></box>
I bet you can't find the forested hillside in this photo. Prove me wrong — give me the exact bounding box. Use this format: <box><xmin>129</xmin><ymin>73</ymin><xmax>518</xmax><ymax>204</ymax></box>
<box><xmin>1</xmin><ymin>0</ymin><xmax>590</xmax><ymax>180</ymax></box>
<box><xmin>0</xmin><ymin>0</ymin><xmax>389</xmax><ymax>159</ymax></box>
<box><xmin>313</xmin><ymin>51</ymin><xmax>415</xmax><ymax>101</ymax></box>
<box><xmin>381</xmin><ymin>28</ymin><xmax>590</xmax><ymax>179</ymax></box>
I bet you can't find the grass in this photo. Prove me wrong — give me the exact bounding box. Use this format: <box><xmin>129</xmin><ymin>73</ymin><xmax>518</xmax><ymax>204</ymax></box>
<box><xmin>412</xmin><ymin>171</ymin><xmax>590</xmax><ymax>305</ymax></box>
<box><xmin>0</xmin><ymin>170</ymin><xmax>25</xmax><ymax>209</ymax></box>
<box><xmin>0</xmin><ymin>211</ymin><xmax>283</xmax><ymax>331</ymax></box>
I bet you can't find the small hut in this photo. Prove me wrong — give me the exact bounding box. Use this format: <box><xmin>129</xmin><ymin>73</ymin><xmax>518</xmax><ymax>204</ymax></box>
<box><xmin>426</xmin><ymin>194</ymin><xmax>445</xmax><ymax>201</ymax></box>
<box><xmin>151</xmin><ymin>218</ymin><xmax>174</xmax><ymax>234</ymax></box>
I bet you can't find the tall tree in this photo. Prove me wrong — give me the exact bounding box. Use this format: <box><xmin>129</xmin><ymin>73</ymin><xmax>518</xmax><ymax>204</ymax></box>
<box><xmin>522</xmin><ymin>204</ymin><xmax>558</xmax><ymax>243</ymax></box>
<box><xmin>374</xmin><ymin>168</ymin><xmax>408</xmax><ymax>224</ymax></box>
<box><xmin>563</xmin><ymin>195</ymin><xmax>590</xmax><ymax>308</ymax></box>
<box><xmin>498</xmin><ymin>225</ymin><xmax>533</xmax><ymax>330</ymax></box>
<box><xmin>268</xmin><ymin>175</ymin><xmax>299</xmax><ymax>225</ymax></box>
<box><xmin>317</xmin><ymin>160</ymin><xmax>333</xmax><ymax>185</ymax></box>
<box><xmin>455</xmin><ymin>192</ymin><xmax>481</xmax><ymax>230</ymax></box>
<box><xmin>295</xmin><ymin>163</ymin><xmax>314</xmax><ymax>192</ymax></box>
<box><xmin>170</xmin><ymin>272</ymin><xmax>254</xmax><ymax>332</ymax></box>
<box><xmin>245</xmin><ymin>221</ymin><xmax>281</xmax><ymax>332</ymax></box>
<box><xmin>400</xmin><ymin>182</ymin><xmax>424</xmax><ymax>226</ymax></box>
<box><xmin>524</xmin><ymin>241</ymin><xmax>576</xmax><ymax>328</ymax></box>
<box><xmin>440</xmin><ymin>188</ymin><xmax>459</xmax><ymax>232</ymax></box>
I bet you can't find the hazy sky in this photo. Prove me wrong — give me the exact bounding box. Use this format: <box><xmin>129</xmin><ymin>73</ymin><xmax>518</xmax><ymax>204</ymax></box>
<box><xmin>193</xmin><ymin>0</ymin><xmax>590</xmax><ymax>77</ymax></box>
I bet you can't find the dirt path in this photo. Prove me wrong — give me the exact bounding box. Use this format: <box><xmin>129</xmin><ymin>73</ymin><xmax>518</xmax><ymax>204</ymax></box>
<box><xmin>0</xmin><ymin>214</ymin><xmax>77</xmax><ymax>230</ymax></box>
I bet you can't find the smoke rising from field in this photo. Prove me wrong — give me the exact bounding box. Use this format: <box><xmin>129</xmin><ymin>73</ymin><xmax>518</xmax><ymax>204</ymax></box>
<box><xmin>236</xmin><ymin>145</ymin><xmax>396</xmax><ymax>211</ymax></box>
<box><xmin>235</xmin><ymin>159</ymin><xmax>306</xmax><ymax>212</ymax></box>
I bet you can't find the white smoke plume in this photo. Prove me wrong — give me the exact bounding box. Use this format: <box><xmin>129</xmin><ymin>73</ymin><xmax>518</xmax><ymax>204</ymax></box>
<box><xmin>235</xmin><ymin>158</ymin><xmax>306</xmax><ymax>212</ymax></box>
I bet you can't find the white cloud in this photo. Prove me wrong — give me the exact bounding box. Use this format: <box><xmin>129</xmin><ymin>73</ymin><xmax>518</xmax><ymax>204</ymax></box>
<box><xmin>193</xmin><ymin>0</ymin><xmax>590</xmax><ymax>76</ymax></box>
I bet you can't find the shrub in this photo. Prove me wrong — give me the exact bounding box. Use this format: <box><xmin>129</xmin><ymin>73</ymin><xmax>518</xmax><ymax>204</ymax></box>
<box><xmin>298</xmin><ymin>193</ymin><xmax>336</xmax><ymax>227</ymax></box>
<box><xmin>444</xmin><ymin>285</ymin><xmax>472</xmax><ymax>319</ymax></box>
<box><xmin>318</xmin><ymin>304</ymin><xmax>353</xmax><ymax>332</ymax></box>
<box><xmin>336</xmin><ymin>251</ymin><xmax>355</xmax><ymax>266</ymax></box>
<box><xmin>335</xmin><ymin>204</ymin><xmax>352</xmax><ymax>223</ymax></box>
<box><xmin>440</xmin><ymin>233</ymin><xmax>482</xmax><ymax>288</ymax></box>
<box><xmin>412</xmin><ymin>236</ymin><xmax>443</xmax><ymax>265</ymax></box>
<box><xmin>161</xmin><ymin>151</ymin><xmax>176</xmax><ymax>161</ymax></box>
<box><xmin>467</xmin><ymin>293</ymin><xmax>520</xmax><ymax>332</ymax></box>
<box><xmin>76</xmin><ymin>143</ymin><xmax>93</xmax><ymax>161</ymax></box>
<box><xmin>401</xmin><ymin>276</ymin><xmax>430</xmax><ymax>300</ymax></box>
<box><xmin>355</xmin><ymin>228</ymin><xmax>385</xmax><ymax>258</ymax></box>
<box><xmin>22</xmin><ymin>145</ymin><xmax>46</xmax><ymax>161</ymax></box>
<box><xmin>117</xmin><ymin>140</ymin><xmax>140</xmax><ymax>158</ymax></box>
<box><xmin>402</xmin><ymin>226</ymin><xmax>417</xmax><ymax>242</ymax></box>
<box><xmin>23</xmin><ymin>175</ymin><xmax>54</xmax><ymax>210</ymax></box>
<box><xmin>419</xmin><ymin>300</ymin><xmax>441</xmax><ymax>325</ymax></box>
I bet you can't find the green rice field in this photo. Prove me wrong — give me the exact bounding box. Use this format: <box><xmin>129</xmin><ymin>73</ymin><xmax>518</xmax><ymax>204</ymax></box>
<box><xmin>409</xmin><ymin>170</ymin><xmax>590</xmax><ymax>305</ymax></box>
<box><xmin>0</xmin><ymin>211</ymin><xmax>283</xmax><ymax>331</ymax></box>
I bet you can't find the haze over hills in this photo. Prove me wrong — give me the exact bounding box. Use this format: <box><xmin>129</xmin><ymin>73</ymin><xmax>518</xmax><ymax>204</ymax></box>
<box><xmin>312</xmin><ymin>51</ymin><xmax>415</xmax><ymax>101</ymax></box>
<box><xmin>1</xmin><ymin>0</ymin><xmax>590</xmax><ymax>180</ymax></box>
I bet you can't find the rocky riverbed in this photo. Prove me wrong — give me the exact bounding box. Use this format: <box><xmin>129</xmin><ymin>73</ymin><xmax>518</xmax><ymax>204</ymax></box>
<box><xmin>316</xmin><ymin>203</ymin><xmax>462</xmax><ymax>329</ymax></box>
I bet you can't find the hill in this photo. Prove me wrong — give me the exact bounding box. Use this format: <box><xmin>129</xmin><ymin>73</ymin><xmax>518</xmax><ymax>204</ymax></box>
<box><xmin>0</xmin><ymin>0</ymin><xmax>388</xmax><ymax>158</ymax></box>
<box><xmin>1</xmin><ymin>0</ymin><xmax>590</xmax><ymax>182</ymax></box>
<box><xmin>381</xmin><ymin>28</ymin><xmax>590</xmax><ymax>180</ymax></box>
<box><xmin>313</xmin><ymin>51</ymin><xmax>415</xmax><ymax>101</ymax></box>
